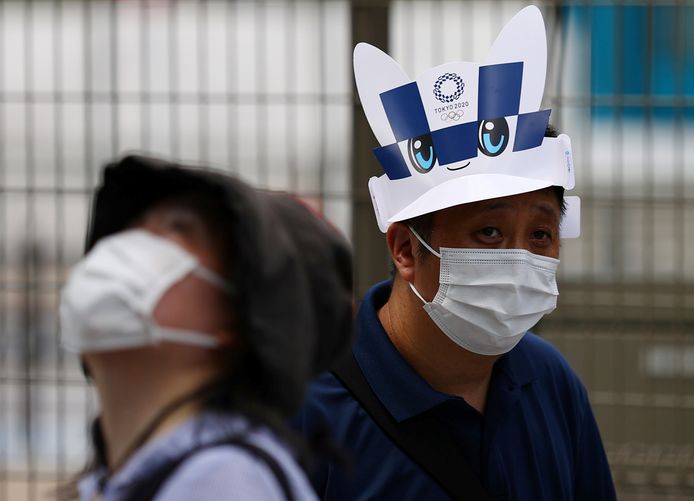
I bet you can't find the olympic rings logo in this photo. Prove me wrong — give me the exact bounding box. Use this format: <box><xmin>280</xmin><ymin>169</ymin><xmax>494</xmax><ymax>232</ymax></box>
<box><xmin>433</xmin><ymin>73</ymin><xmax>464</xmax><ymax>103</ymax></box>
<box><xmin>440</xmin><ymin>110</ymin><xmax>465</xmax><ymax>122</ymax></box>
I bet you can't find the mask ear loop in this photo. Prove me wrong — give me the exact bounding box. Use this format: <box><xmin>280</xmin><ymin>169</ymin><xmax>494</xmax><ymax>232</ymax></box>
<box><xmin>407</xmin><ymin>225</ymin><xmax>442</xmax><ymax>258</ymax></box>
<box><xmin>408</xmin><ymin>282</ymin><xmax>428</xmax><ymax>305</ymax></box>
<box><xmin>151</xmin><ymin>325</ymin><xmax>222</xmax><ymax>349</ymax></box>
<box><xmin>193</xmin><ymin>266</ymin><xmax>237</xmax><ymax>296</ymax></box>
<box><xmin>406</xmin><ymin>226</ymin><xmax>439</xmax><ymax>304</ymax></box>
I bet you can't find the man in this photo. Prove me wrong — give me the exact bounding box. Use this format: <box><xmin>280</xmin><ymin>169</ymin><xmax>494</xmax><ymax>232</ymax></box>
<box><xmin>296</xmin><ymin>6</ymin><xmax>616</xmax><ymax>500</ymax></box>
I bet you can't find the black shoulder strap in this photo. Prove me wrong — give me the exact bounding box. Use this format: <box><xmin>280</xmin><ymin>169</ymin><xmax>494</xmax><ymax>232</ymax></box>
<box><xmin>332</xmin><ymin>353</ymin><xmax>490</xmax><ymax>501</ymax></box>
<box><xmin>122</xmin><ymin>435</ymin><xmax>295</xmax><ymax>501</ymax></box>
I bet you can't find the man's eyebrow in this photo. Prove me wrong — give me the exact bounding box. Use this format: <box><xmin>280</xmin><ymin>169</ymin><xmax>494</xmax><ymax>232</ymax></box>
<box><xmin>478</xmin><ymin>201</ymin><xmax>560</xmax><ymax>219</ymax></box>
<box><xmin>532</xmin><ymin>202</ymin><xmax>560</xmax><ymax>219</ymax></box>
<box><xmin>479</xmin><ymin>201</ymin><xmax>514</xmax><ymax>212</ymax></box>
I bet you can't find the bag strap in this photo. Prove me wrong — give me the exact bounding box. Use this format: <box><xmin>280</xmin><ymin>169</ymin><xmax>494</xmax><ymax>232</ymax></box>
<box><xmin>121</xmin><ymin>435</ymin><xmax>295</xmax><ymax>501</ymax></box>
<box><xmin>332</xmin><ymin>353</ymin><xmax>490</xmax><ymax>501</ymax></box>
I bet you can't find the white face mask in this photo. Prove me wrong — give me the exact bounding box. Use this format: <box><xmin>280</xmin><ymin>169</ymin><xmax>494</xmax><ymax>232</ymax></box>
<box><xmin>59</xmin><ymin>229</ymin><xmax>236</xmax><ymax>353</ymax></box>
<box><xmin>408</xmin><ymin>227</ymin><xmax>559</xmax><ymax>356</ymax></box>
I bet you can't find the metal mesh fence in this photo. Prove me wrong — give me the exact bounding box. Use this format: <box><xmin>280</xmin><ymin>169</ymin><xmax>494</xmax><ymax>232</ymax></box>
<box><xmin>0</xmin><ymin>1</ymin><xmax>352</xmax><ymax>499</ymax></box>
<box><xmin>0</xmin><ymin>1</ymin><xmax>692</xmax><ymax>500</ymax></box>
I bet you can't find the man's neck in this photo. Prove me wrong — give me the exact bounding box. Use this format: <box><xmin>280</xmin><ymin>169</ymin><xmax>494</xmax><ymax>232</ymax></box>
<box><xmin>378</xmin><ymin>279</ymin><xmax>500</xmax><ymax>414</ymax></box>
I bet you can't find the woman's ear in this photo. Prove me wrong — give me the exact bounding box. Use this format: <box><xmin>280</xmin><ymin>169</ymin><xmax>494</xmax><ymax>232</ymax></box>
<box><xmin>386</xmin><ymin>222</ymin><xmax>417</xmax><ymax>283</ymax></box>
<box><xmin>213</xmin><ymin>327</ymin><xmax>245</xmax><ymax>350</ymax></box>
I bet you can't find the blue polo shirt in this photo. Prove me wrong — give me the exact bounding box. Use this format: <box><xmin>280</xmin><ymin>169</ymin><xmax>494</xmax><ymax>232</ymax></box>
<box><xmin>295</xmin><ymin>280</ymin><xmax>616</xmax><ymax>501</ymax></box>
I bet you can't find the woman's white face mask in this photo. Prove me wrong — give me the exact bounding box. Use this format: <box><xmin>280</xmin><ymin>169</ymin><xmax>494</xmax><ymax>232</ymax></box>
<box><xmin>408</xmin><ymin>226</ymin><xmax>559</xmax><ymax>356</ymax></box>
<box><xmin>59</xmin><ymin>229</ymin><xmax>236</xmax><ymax>353</ymax></box>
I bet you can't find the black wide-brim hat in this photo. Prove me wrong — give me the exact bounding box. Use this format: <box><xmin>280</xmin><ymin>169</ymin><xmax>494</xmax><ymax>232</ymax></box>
<box><xmin>86</xmin><ymin>154</ymin><xmax>354</xmax><ymax>416</ymax></box>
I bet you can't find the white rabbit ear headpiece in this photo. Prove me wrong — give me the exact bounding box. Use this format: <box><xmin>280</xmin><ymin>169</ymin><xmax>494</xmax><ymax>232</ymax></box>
<box><xmin>354</xmin><ymin>5</ymin><xmax>580</xmax><ymax>237</ymax></box>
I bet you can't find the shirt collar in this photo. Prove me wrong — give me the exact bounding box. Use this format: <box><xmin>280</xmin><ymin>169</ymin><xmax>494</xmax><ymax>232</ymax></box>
<box><xmin>495</xmin><ymin>336</ymin><xmax>538</xmax><ymax>387</ymax></box>
<box><xmin>353</xmin><ymin>280</ymin><xmax>537</xmax><ymax>423</ymax></box>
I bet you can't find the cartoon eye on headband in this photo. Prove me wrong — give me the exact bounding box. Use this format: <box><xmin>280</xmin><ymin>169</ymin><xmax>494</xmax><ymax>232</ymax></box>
<box><xmin>407</xmin><ymin>134</ymin><xmax>437</xmax><ymax>173</ymax></box>
<box><xmin>478</xmin><ymin>118</ymin><xmax>509</xmax><ymax>157</ymax></box>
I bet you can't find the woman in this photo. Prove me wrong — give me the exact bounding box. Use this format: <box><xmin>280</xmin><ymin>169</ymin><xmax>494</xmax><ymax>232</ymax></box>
<box><xmin>59</xmin><ymin>155</ymin><xmax>353</xmax><ymax>500</ymax></box>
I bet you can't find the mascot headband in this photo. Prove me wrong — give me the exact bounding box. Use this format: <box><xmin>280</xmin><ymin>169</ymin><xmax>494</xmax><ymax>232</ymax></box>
<box><xmin>354</xmin><ymin>5</ymin><xmax>580</xmax><ymax>237</ymax></box>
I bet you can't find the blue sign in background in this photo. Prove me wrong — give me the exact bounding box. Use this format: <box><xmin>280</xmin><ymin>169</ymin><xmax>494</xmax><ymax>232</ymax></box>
<box><xmin>567</xmin><ymin>5</ymin><xmax>694</xmax><ymax>121</ymax></box>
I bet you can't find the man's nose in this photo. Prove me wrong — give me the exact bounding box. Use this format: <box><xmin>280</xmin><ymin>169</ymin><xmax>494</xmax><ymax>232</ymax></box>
<box><xmin>506</xmin><ymin>231</ymin><xmax>531</xmax><ymax>251</ymax></box>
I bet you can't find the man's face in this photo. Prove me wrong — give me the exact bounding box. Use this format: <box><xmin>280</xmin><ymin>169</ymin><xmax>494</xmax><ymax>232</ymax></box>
<box><xmin>414</xmin><ymin>187</ymin><xmax>561</xmax><ymax>299</ymax></box>
<box><xmin>430</xmin><ymin>187</ymin><xmax>561</xmax><ymax>257</ymax></box>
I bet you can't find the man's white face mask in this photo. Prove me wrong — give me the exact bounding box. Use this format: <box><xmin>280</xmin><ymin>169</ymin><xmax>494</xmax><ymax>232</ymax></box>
<box><xmin>408</xmin><ymin>226</ymin><xmax>559</xmax><ymax>356</ymax></box>
<box><xmin>59</xmin><ymin>229</ymin><xmax>236</xmax><ymax>353</ymax></box>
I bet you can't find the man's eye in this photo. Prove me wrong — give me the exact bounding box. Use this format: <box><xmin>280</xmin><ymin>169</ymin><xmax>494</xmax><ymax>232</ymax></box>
<box><xmin>480</xmin><ymin>227</ymin><xmax>501</xmax><ymax>238</ymax></box>
<box><xmin>532</xmin><ymin>230</ymin><xmax>553</xmax><ymax>240</ymax></box>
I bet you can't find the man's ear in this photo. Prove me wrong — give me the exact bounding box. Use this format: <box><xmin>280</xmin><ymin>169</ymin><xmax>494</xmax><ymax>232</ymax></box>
<box><xmin>386</xmin><ymin>222</ymin><xmax>416</xmax><ymax>283</ymax></box>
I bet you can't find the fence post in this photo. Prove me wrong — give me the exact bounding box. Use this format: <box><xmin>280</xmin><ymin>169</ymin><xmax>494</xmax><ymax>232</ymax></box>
<box><xmin>350</xmin><ymin>0</ymin><xmax>391</xmax><ymax>298</ymax></box>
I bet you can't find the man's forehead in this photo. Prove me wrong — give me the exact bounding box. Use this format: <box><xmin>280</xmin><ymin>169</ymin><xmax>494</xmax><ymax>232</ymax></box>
<box><xmin>435</xmin><ymin>187</ymin><xmax>561</xmax><ymax>220</ymax></box>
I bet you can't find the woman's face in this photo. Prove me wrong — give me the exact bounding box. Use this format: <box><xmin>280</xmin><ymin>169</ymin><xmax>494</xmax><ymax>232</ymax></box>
<box><xmin>135</xmin><ymin>199</ymin><xmax>237</xmax><ymax>346</ymax></box>
<box><xmin>81</xmin><ymin>196</ymin><xmax>240</xmax><ymax>417</ymax></box>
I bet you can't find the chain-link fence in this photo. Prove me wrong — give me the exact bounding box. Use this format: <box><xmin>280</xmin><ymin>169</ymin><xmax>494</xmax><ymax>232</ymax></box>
<box><xmin>0</xmin><ymin>1</ymin><xmax>692</xmax><ymax>500</ymax></box>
